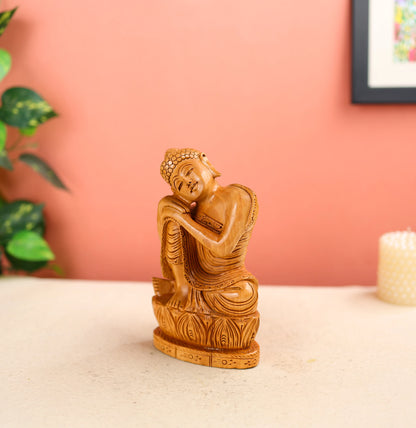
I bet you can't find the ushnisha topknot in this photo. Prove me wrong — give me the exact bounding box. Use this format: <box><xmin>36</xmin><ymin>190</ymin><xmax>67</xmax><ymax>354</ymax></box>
<box><xmin>160</xmin><ymin>148</ymin><xmax>202</xmax><ymax>185</ymax></box>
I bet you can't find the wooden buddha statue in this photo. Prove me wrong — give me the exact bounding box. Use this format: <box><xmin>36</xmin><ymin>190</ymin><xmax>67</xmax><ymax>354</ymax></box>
<box><xmin>152</xmin><ymin>148</ymin><xmax>260</xmax><ymax>369</ymax></box>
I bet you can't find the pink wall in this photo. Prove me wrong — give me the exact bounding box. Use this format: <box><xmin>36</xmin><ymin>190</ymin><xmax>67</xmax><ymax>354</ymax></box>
<box><xmin>1</xmin><ymin>0</ymin><xmax>415</xmax><ymax>285</ymax></box>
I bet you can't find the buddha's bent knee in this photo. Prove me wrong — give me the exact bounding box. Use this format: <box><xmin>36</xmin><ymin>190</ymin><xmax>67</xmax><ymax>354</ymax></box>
<box><xmin>204</xmin><ymin>280</ymin><xmax>258</xmax><ymax>316</ymax></box>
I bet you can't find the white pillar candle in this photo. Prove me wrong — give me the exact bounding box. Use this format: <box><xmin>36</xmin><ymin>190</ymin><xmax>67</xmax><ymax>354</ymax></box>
<box><xmin>377</xmin><ymin>231</ymin><xmax>416</xmax><ymax>305</ymax></box>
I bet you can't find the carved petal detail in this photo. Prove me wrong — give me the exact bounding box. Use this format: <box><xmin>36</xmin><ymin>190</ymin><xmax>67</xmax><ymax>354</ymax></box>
<box><xmin>153</xmin><ymin>302</ymin><xmax>176</xmax><ymax>337</ymax></box>
<box><xmin>209</xmin><ymin>317</ymin><xmax>241</xmax><ymax>349</ymax></box>
<box><xmin>240</xmin><ymin>316</ymin><xmax>260</xmax><ymax>347</ymax></box>
<box><xmin>153</xmin><ymin>296</ymin><xmax>259</xmax><ymax>350</ymax></box>
<box><xmin>177</xmin><ymin>312</ymin><xmax>207</xmax><ymax>346</ymax></box>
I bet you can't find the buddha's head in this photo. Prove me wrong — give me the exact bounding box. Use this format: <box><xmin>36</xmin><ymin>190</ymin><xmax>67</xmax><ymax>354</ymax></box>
<box><xmin>161</xmin><ymin>148</ymin><xmax>221</xmax><ymax>203</ymax></box>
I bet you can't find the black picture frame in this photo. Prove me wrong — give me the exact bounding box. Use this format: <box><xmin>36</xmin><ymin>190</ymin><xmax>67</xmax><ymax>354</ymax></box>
<box><xmin>352</xmin><ymin>0</ymin><xmax>416</xmax><ymax>104</ymax></box>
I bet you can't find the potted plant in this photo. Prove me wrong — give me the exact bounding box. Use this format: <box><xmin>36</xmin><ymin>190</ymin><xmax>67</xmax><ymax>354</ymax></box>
<box><xmin>0</xmin><ymin>7</ymin><xmax>68</xmax><ymax>275</ymax></box>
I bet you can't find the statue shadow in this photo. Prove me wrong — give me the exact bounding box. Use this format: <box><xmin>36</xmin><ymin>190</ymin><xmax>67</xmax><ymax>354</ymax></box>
<box><xmin>137</xmin><ymin>339</ymin><xmax>154</xmax><ymax>350</ymax></box>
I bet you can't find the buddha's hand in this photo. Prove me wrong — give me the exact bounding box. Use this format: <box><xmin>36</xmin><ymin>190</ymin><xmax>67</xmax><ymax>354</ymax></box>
<box><xmin>158</xmin><ymin>195</ymin><xmax>190</xmax><ymax>221</ymax></box>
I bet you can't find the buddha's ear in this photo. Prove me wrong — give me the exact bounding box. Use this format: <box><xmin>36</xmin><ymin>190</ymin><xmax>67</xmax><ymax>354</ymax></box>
<box><xmin>200</xmin><ymin>153</ymin><xmax>221</xmax><ymax>178</ymax></box>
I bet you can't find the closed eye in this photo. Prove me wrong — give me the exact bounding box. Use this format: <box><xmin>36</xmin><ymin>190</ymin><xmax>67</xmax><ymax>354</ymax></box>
<box><xmin>178</xmin><ymin>182</ymin><xmax>183</xmax><ymax>191</ymax></box>
<box><xmin>185</xmin><ymin>168</ymin><xmax>193</xmax><ymax>177</ymax></box>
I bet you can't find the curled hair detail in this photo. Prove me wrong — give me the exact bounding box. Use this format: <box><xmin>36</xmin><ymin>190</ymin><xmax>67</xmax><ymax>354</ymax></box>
<box><xmin>160</xmin><ymin>148</ymin><xmax>220</xmax><ymax>185</ymax></box>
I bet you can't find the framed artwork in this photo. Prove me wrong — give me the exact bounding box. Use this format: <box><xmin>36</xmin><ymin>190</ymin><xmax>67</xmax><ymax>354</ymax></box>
<box><xmin>352</xmin><ymin>0</ymin><xmax>416</xmax><ymax>103</ymax></box>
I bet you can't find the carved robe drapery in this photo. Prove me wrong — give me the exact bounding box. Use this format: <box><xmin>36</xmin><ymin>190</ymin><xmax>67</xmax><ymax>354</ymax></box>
<box><xmin>159</xmin><ymin>184</ymin><xmax>259</xmax><ymax>318</ymax></box>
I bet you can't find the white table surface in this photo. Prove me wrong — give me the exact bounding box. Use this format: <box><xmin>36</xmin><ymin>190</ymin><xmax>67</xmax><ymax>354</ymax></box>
<box><xmin>1</xmin><ymin>278</ymin><xmax>415</xmax><ymax>428</ymax></box>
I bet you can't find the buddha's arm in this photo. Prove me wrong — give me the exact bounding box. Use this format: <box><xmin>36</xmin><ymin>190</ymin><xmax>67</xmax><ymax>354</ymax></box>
<box><xmin>168</xmin><ymin>199</ymin><xmax>249</xmax><ymax>257</ymax></box>
<box><xmin>157</xmin><ymin>195</ymin><xmax>191</xmax><ymax>239</ymax></box>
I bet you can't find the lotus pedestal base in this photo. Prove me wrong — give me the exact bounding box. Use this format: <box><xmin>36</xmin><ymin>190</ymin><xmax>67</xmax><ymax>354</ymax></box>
<box><xmin>153</xmin><ymin>327</ymin><xmax>259</xmax><ymax>369</ymax></box>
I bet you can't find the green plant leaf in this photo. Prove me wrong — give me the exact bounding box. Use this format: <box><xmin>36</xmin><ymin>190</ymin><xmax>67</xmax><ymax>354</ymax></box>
<box><xmin>0</xmin><ymin>121</ymin><xmax>7</xmax><ymax>150</ymax></box>
<box><xmin>0</xmin><ymin>149</ymin><xmax>12</xmax><ymax>170</ymax></box>
<box><xmin>4</xmin><ymin>250</ymin><xmax>48</xmax><ymax>272</ymax></box>
<box><xmin>50</xmin><ymin>263</ymin><xmax>65</xmax><ymax>277</ymax></box>
<box><xmin>19</xmin><ymin>126</ymin><xmax>37</xmax><ymax>136</ymax></box>
<box><xmin>0</xmin><ymin>200</ymin><xmax>45</xmax><ymax>246</ymax></box>
<box><xmin>6</xmin><ymin>230</ymin><xmax>54</xmax><ymax>261</ymax></box>
<box><xmin>0</xmin><ymin>8</ymin><xmax>17</xmax><ymax>37</ymax></box>
<box><xmin>0</xmin><ymin>49</ymin><xmax>11</xmax><ymax>81</ymax></box>
<box><xmin>0</xmin><ymin>87</ymin><xmax>57</xmax><ymax>128</ymax></box>
<box><xmin>19</xmin><ymin>153</ymin><xmax>68</xmax><ymax>191</ymax></box>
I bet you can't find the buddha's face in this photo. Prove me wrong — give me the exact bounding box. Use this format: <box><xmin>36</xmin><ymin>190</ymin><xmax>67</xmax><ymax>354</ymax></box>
<box><xmin>170</xmin><ymin>159</ymin><xmax>214</xmax><ymax>203</ymax></box>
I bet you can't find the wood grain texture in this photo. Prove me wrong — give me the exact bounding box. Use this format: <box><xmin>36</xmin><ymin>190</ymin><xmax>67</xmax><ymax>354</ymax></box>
<box><xmin>153</xmin><ymin>149</ymin><xmax>260</xmax><ymax>368</ymax></box>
